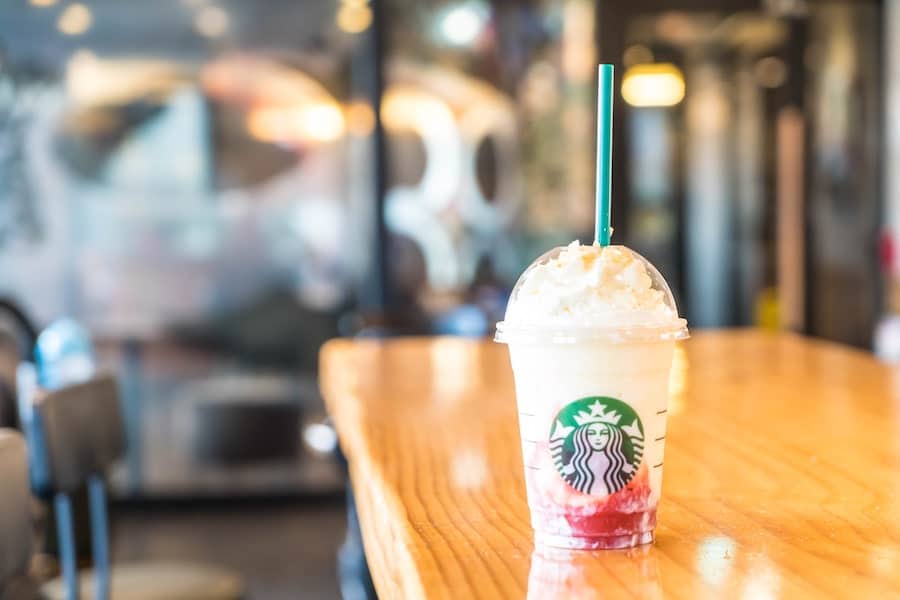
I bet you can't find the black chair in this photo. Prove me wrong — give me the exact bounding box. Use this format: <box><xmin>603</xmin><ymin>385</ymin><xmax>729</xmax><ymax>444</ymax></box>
<box><xmin>19</xmin><ymin>372</ymin><xmax>244</xmax><ymax>600</ymax></box>
<box><xmin>0</xmin><ymin>298</ymin><xmax>38</xmax><ymax>429</ymax></box>
<box><xmin>0</xmin><ymin>429</ymin><xmax>36</xmax><ymax>600</ymax></box>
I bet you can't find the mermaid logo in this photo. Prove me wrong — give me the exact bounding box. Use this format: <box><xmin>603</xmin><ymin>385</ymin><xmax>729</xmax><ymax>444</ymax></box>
<box><xmin>549</xmin><ymin>396</ymin><xmax>644</xmax><ymax>496</ymax></box>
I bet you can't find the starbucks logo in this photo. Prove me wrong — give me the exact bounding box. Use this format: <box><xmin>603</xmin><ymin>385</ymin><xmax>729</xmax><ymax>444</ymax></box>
<box><xmin>549</xmin><ymin>396</ymin><xmax>644</xmax><ymax>496</ymax></box>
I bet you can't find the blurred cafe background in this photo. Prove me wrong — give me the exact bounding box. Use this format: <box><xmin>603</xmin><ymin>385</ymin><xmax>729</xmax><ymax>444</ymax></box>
<box><xmin>0</xmin><ymin>0</ymin><xmax>894</xmax><ymax>597</ymax></box>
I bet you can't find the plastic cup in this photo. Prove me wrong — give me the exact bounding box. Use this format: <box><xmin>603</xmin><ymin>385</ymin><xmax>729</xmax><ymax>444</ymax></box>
<box><xmin>496</xmin><ymin>246</ymin><xmax>687</xmax><ymax>550</ymax></box>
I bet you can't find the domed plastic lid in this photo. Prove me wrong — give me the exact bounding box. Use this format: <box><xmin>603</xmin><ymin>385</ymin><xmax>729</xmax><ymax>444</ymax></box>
<box><xmin>495</xmin><ymin>243</ymin><xmax>688</xmax><ymax>345</ymax></box>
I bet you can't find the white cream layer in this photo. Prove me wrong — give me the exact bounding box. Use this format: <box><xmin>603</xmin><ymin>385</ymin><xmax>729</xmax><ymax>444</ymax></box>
<box><xmin>504</xmin><ymin>241</ymin><xmax>682</xmax><ymax>330</ymax></box>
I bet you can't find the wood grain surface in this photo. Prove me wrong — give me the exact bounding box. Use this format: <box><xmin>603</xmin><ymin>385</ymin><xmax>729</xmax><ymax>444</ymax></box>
<box><xmin>320</xmin><ymin>331</ymin><xmax>900</xmax><ymax>599</ymax></box>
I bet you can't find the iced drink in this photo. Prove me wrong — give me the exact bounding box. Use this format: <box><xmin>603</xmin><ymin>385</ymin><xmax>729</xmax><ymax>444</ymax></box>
<box><xmin>495</xmin><ymin>241</ymin><xmax>687</xmax><ymax>549</ymax></box>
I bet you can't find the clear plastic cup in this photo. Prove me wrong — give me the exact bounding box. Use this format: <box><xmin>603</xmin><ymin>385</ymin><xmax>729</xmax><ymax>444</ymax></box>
<box><xmin>495</xmin><ymin>246</ymin><xmax>688</xmax><ymax>550</ymax></box>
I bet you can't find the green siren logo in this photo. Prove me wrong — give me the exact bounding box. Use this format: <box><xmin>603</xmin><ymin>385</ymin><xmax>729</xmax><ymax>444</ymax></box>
<box><xmin>549</xmin><ymin>396</ymin><xmax>644</xmax><ymax>496</ymax></box>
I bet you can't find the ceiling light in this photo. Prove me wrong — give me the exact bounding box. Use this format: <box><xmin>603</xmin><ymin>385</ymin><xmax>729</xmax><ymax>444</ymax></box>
<box><xmin>436</xmin><ymin>2</ymin><xmax>488</xmax><ymax>47</ymax></box>
<box><xmin>336</xmin><ymin>3</ymin><xmax>372</xmax><ymax>34</ymax></box>
<box><xmin>194</xmin><ymin>5</ymin><xmax>229</xmax><ymax>38</ymax></box>
<box><xmin>57</xmin><ymin>4</ymin><xmax>92</xmax><ymax>36</ymax></box>
<box><xmin>621</xmin><ymin>63</ymin><xmax>685</xmax><ymax>108</ymax></box>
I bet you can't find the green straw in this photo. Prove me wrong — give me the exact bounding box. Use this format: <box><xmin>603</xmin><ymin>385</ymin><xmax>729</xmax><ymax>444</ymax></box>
<box><xmin>595</xmin><ymin>64</ymin><xmax>614</xmax><ymax>246</ymax></box>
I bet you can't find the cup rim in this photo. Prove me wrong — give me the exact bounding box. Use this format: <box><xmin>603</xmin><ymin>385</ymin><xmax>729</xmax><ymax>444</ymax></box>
<box><xmin>493</xmin><ymin>319</ymin><xmax>689</xmax><ymax>345</ymax></box>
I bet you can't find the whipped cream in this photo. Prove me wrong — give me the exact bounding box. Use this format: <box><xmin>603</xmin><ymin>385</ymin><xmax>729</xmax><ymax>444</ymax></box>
<box><xmin>501</xmin><ymin>241</ymin><xmax>685</xmax><ymax>335</ymax></box>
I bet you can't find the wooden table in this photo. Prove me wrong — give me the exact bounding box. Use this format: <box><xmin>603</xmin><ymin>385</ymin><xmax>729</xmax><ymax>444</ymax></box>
<box><xmin>320</xmin><ymin>331</ymin><xmax>900</xmax><ymax>599</ymax></box>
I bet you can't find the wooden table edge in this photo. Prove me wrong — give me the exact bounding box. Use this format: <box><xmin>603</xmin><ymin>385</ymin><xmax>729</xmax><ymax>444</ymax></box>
<box><xmin>321</xmin><ymin>339</ymin><xmax>429</xmax><ymax>599</ymax></box>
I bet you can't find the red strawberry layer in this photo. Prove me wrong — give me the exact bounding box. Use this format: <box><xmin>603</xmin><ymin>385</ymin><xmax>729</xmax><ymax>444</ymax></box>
<box><xmin>529</xmin><ymin>467</ymin><xmax>656</xmax><ymax>540</ymax></box>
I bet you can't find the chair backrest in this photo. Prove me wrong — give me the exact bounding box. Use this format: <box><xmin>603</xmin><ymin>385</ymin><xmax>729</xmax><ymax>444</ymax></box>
<box><xmin>0</xmin><ymin>324</ymin><xmax>27</xmax><ymax>429</ymax></box>
<box><xmin>31</xmin><ymin>375</ymin><xmax>125</xmax><ymax>495</ymax></box>
<box><xmin>0</xmin><ymin>429</ymin><xmax>32</xmax><ymax>584</ymax></box>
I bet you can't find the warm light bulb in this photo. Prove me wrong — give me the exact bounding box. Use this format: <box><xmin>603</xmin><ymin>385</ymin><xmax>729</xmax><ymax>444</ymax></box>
<box><xmin>57</xmin><ymin>3</ymin><xmax>93</xmax><ymax>36</ymax></box>
<box><xmin>246</xmin><ymin>103</ymin><xmax>345</xmax><ymax>144</ymax></box>
<box><xmin>296</xmin><ymin>104</ymin><xmax>346</xmax><ymax>142</ymax></box>
<box><xmin>336</xmin><ymin>3</ymin><xmax>372</xmax><ymax>34</ymax></box>
<box><xmin>621</xmin><ymin>63</ymin><xmax>685</xmax><ymax>108</ymax></box>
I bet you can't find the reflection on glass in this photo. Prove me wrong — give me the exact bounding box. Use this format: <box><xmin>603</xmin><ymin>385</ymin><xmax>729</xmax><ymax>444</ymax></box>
<box><xmin>382</xmin><ymin>0</ymin><xmax>598</xmax><ymax>327</ymax></box>
<box><xmin>527</xmin><ymin>544</ymin><xmax>662</xmax><ymax>600</ymax></box>
<box><xmin>0</xmin><ymin>3</ymin><xmax>357</xmax><ymax>495</ymax></box>
<box><xmin>383</xmin><ymin>69</ymin><xmax>519</xmax><ymax>293</ymax></box>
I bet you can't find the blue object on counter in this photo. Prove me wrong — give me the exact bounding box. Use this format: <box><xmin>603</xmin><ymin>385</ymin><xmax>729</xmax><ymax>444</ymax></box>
<box><xmin>34</xmin><ymin>318</ymin><xmax>96</xmax><ymax>390</ymax></box>
<box><xmin>433</xmin><ymin>304</ymin><xmax>489</xmax><ymax>337</ymax></box>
